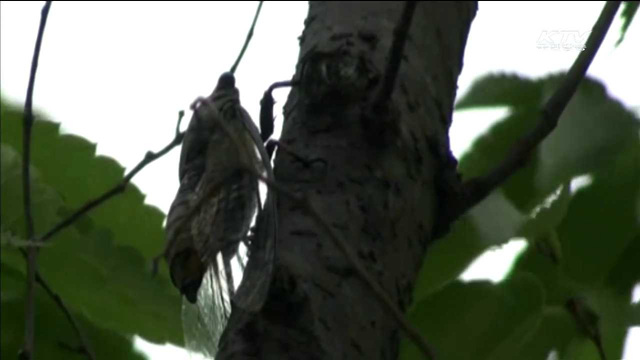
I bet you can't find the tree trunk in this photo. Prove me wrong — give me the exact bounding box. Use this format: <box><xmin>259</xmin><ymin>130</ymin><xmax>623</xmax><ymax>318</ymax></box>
<box><xmin>219</xmin><ymin>2</ymin><xmax>477</xmax><ymax>359</ymax></box>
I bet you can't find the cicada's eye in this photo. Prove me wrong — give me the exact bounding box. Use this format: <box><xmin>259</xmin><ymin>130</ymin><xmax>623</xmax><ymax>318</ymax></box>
<box><xmin>216</xmin><ymin>72</ymin><xmax>236</xmax><ymax>91</ymax></box>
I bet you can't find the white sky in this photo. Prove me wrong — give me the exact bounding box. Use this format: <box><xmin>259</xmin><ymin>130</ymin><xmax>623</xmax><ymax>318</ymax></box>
<box><xmin>1</xmin><ymin>1</ymin><xmax>638</xmax><ymax>359</ymax></box>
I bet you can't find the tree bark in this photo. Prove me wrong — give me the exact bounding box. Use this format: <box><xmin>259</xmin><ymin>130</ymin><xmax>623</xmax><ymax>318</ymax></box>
<box><xmin>218</xmin><ymin>2</ymin><xmax>477</xmax><ymax>359</ymax></box>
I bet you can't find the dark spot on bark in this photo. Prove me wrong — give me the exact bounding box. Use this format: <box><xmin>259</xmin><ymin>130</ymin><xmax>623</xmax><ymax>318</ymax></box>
<box><xmin>351</xmin><ymin>338</ymin><xmax>364</xmax><ymax>356</ymax></box>
<box><xmin>406</xmin><ymin>99</ymin><xmax>416</xmax><ymax>112</ymax></box>
<box><xmin>319</xmin><ymin>317</ymin><xmax>331</xmax><ymax>331</ymax></box>
<box><xmin>357</xmin><ymin>30</ymin><xmax>378</xmax><ymax>51</ymax></box>
<box><xmin>291</xmin><ymin>229</ymin><xmax>318</xmax><ymax>237</ymax></box>
<box><xmin>358</xmin><ymin>203</ymin><xmax>367</xmax><ymax>214</ymax></box>
<box><xmin>330</xmin><ymin>32</ymin><xmax>353</xmax><ymax>41</ymax></box>
<box><xmin>325</xmin><ymin>263</ymin><xmax>355</xmax><ymax>278</ymax></box>
<box><xmin>348</xmin><ymin>176</ymin><xmax>364</xmax><ymax>186</ymax></box>
<box><xmin>367</xmin><ymin>250</ymin><xmax>377</xmax><ymax>264</ymax></box>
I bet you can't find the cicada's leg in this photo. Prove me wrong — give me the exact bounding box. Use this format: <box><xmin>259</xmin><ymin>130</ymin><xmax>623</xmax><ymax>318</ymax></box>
<box><xmin>259</xmin><ymin>80</ymin><xmax>295</xmax><ymax>144</ymax></box>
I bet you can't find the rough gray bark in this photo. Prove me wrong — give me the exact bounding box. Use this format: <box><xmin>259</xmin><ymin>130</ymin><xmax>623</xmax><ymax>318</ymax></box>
<box><xmin>218</xmin><ymin>2</ymin><xmax>477</xmax><ymax>359</ymax></box>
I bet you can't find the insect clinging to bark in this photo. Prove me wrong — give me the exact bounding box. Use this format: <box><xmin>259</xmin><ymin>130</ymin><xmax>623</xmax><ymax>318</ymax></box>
<box><xmin>162</xmin><ymin>69</ymin><xmax>285</xmax><ymax>356</ymax></box>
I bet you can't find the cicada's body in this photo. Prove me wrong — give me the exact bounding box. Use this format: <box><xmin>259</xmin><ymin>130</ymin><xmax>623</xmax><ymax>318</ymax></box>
<box><xmin>164</xmin><ymin>72</ymin><xmax>278</xmax><ymax>358</ymax></box>
<box><xmin>164</xmin><ymin>72</ymin><xmax>262</xmax><ymax>306</ymax></box>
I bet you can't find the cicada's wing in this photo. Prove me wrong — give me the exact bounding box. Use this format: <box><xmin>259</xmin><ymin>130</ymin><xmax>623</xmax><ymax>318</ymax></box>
<box><xmin>232</xmin><ymin>107</ymin><xmax>277</xmax><ymax>313</ymax></box>
<box><xmin>182</xmin><ymin>261</ymin><xmax>232</xmax><ymax>359</ymax></box>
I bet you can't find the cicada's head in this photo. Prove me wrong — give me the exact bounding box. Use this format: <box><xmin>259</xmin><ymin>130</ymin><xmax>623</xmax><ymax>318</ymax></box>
<box><xmin>215</xmin><ymin>72</ymin><xmax>236</xmax><ymax>91</ymax></box>
<box><xmin>210</xmin><ymin>72</ymin><xmax>240</xmax><ymax>108</ymax></box>
<box><xmin>168</xmin><ymin>248</ymin><xmax>206</xmax><ymax>304</ymax></box>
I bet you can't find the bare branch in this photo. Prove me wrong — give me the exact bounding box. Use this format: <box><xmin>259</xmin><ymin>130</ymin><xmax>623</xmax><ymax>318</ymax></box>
<box><xmin>373</xmin><ymin>1</ymin><xmax>418</xmax><ymax>110</ymax></box>
<box><xmin>39</xmin><ymin>112</ymin><xmax>186</xmax><ymax>243</ymax></box>
<box><xmin>230</xmin><ymin>1</ymin><xmax>264</xmax><ymax>74</ymax></box>
<box><xmin>20</xmin><ymin>2</ymin><xmax>52</xmax><ymax>359</ymax></box>
<box><xmin>448</xmin><ymin>1</ymin><xmax>621</xmax><ymax>222</ymax></box>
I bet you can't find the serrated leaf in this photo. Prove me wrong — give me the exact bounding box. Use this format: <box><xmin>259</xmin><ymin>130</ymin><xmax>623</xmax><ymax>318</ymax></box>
<box><xmin>0</xmin><ymin>104</ymin><xmax>183</xmax><ymax>345</ymax></box>
<box><xmin>1</xmin><ymin>265</ymin><xmax>147</xmax><ymax>360</ymax></box>
<box><xmin>559</xmin><ymin>143</ymin><xmax>640</xmax><ymax>286</ymax></box>
<box><xmin>510</xmin><ymin>306</ymin><xmax>577</xmax><ymax>360</ymax></box>
<box><xmin>518</xmin><ymin>183</ymin><xmax>572</xmax><ymax>241</ymax></box>
<box><xmin>455</xmin><ymin>73</ymin><xmax>542</xmax><ymax>110</ymax></box>
<box><xmin>508</xmin><ymin>144</ymin><xmax>639</xmax><ymax>359</ymax></box>
<box><xmin>401</xmin><ymin>274</ymin><xmax>545</xmax><ymax>360</ymax></box>
<box><xmin>457</xmin><ymin>74</ymin><xmax>639</xmax><ymax>214</ymax></box>
<box><xmin>414</xmin><ymin>190</ymin><xmax>526</xmax><ymax>299</ymax></box>
<box><xmin>0</xmin><ymin>99</ymin><xmax>166</xmax><ymax>260</ymax></box>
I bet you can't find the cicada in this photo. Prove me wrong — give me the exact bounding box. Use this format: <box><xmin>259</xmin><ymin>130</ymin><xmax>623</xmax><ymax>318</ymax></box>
<box><xmin>164</xmin><ymin>72</ymin><xmax>278</xmax><ymax>357</ymax></box>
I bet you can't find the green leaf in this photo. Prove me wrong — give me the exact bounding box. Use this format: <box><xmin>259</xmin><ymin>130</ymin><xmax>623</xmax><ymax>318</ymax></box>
<box><xmin>616</xmin><ymin>1</ymin><xmax>639</xmax><ymax>47</ymax></box>
<box><xmin>0</xmin><ymin>105</ymin><xmax>183</xmax><ymax>345</ymax></box>
<box><xmin>401</xmin><ymin>274</ymin><xmax>545</xmax><ymax>360</ymax></box>
<box><xmin>561</xmin><ymin>290</ymin><xmax>632</xmax><ymax>360</ymax></box>
<box><xmin>455</xmin><ymin>74</ymin><xmax>542</xmax><ymax>110</ymax></box>
<box><xmin>455</xmin><ymin>74</ymin><xmax>639</xmax><ymax>214</ymax></box>
<box><xmin>414</xmin><ymin>190</ymin><xmax>526</xmax><ymax>299</ymax></box>
<box><xmin>0</xmin><ymin>99</ymin><xmax>166</xmax><ymax>260</ymax></box>
<box><xmin>605</xmin><ymin>234</ymin><xmax>640</xmax><ymax>296</ymax></box>
<box><xmin>1</xmin><ymin>265</ymin><xmax>147</xmax><ymax>360</ymax></box>
<box><xmin>508</xmin><ymin>143</ymin><xmax>640</xmax><ymax>359</ymax></box>
<box><xmin>559</xmin><ymin>143</ymin><xmax>640</xmax><ymax>286</ymax></box>
<box><xmin>631</xmin><ymin>303</ymin><xmax>640</xmax><ymax>326</ymax></box>
<box><xmin>509</xmin><ymin>306</ymin><xmax>577</xmax><ymax>360</ymax></box>
<box><xmin>517</xmin><ymin>183</ymin><xmax>572</xmax><ymax>241</ymax></box>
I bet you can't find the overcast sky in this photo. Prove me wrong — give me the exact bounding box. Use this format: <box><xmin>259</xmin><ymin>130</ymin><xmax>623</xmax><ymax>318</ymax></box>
<box><xmin>1</xmin><ymin>2</ymin><xmax>638</xmax><ymax>359</ymax></box>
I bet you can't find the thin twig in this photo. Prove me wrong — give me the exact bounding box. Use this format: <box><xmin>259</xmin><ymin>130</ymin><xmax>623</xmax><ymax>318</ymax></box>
<box><xmin>38</xmin><ymin>268</ymin><xmax>97</xmax><ymax>359</ymax></box>
<box><xmin>229</xmin><ymin>1</ymin><xmax>264</xmax><ymax>74</ymax></box>
<box><xmin>249</xmin><ymin>171</ymin><xmax>435</xmax><ymax>359</ymax></box>
<box><xmin>17</xmin><ymin>246</ymin><xmax>97</xmax><ymax>360</ymax></box>
<box><xmin>21</xmin><ymin>2</ymin><xmax>52</xmax><ymax>359</ymax></box>
<box><xmin>450</xmin><ymin>1</ymin><xmax>621</xmax><ymax>221</ymax></box>
<box><xmin>373</xmin><ymin>1</ymin><xmax>418</xmax><ymax>110</ymax></box>
<box><xmin>39</xmin><ymin>112</ymin><xmax>185</xmax><ymax>243</ymax></box>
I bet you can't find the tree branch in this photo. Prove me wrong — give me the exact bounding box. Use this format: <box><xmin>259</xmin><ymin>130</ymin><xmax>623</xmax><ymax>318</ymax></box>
<box><xmin>20</xmin><ymin>2</ymin><xmax>52</xmax><ymax>359</ymax></box>
<box><xmin>448</xmin><ymin>1</ymin><xmax>621</xmax><ymax>222</ymax></box>
<box><xmin>373</xmin><ymin>1</ymin><xmax>418</xmax><ymax>110</ymax></box>
<box><xmin>229</xmin><ymin>1</ymin><xmax>264</xmax><ymax>74</ymax></box>
<box><xmin>190</xmin><ymin>82</ymin><xmax>435</xmax><ymax>358</ymax></box>
<box><xmin>250</xmin><ymin>170</ymin><xmax>436</xmax><ymax>360</ymax></box>
<box><xmin>39</xmin><ymin>111</ymin><xmax>185</xmax><ymax>243</ymax></box>
<box><xmin>198</xmin><ymin>92</ymin><xmax>435</xmax><ymax>358</ymax></box>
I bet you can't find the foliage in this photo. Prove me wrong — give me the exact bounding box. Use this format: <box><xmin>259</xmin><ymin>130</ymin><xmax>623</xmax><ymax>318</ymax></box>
<box><xmin>617</xmin><ymin>1</ymin><xmax>639</xmax><ymax>46</ymax></box>
<box><xmin>1</xmin><ymin>98</ymin><xmax>183</xmax><ymax>360</ymax></box>
<box><xmin>404</xmin><ymin>74</ymin><xmax>640</xmax><ymax>359</ymax></box>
